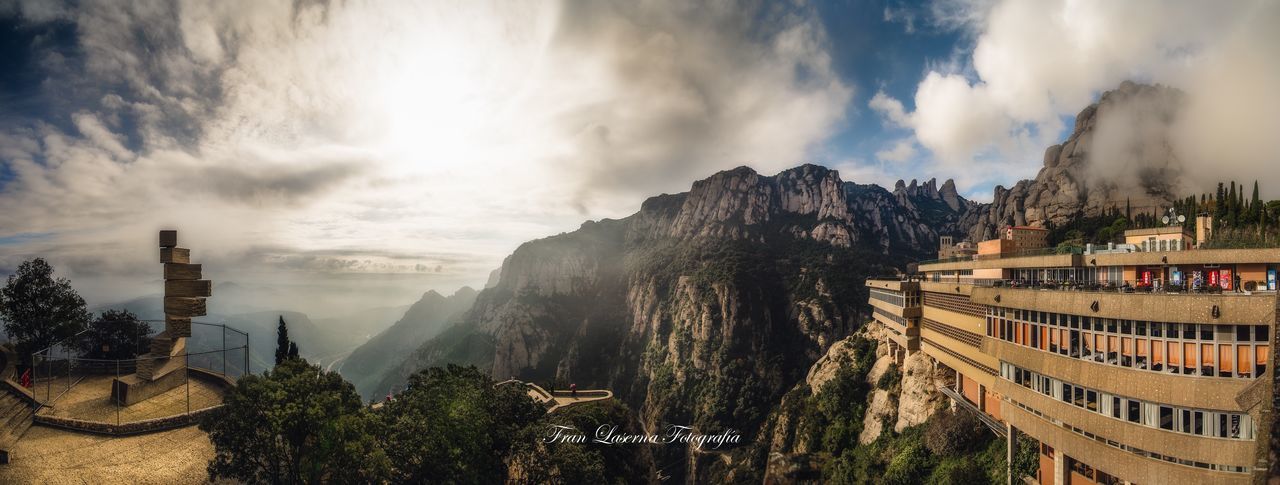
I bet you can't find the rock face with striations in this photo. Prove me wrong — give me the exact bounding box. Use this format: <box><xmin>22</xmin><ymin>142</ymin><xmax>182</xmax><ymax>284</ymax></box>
<box><xmin>375</xmin><ymin>164</ymin><xmax>977</xmax><ymax>482</ymax></box>
<box><xmin>969</xmin><ymin>81</ymin><xmax>1187</xmax><ymax>241</ymax></box>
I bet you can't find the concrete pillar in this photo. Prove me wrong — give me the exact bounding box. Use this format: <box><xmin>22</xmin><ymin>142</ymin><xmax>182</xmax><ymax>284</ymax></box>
<box><xmin>1006</xmin><ymin>422</ymin><xmax>1015</xmax><ymax>485</ymax></box>
<box><xmin>1054</xmin><ymin>451</ymin><xmax>1066</xmax><ymax>485</ymax></box>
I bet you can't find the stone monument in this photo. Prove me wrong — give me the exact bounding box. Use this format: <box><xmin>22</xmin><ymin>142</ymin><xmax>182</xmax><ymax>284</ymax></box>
<box><xmin>111</xmin><ymin>230</ymin><xmax>211</xmax><ymax>405</ymax></box>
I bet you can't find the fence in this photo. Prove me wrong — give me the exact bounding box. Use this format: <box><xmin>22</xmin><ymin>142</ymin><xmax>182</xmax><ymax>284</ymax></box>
<box><xmin>30</xmin><ymin>321</ymin><xmax>248</xmax><ymax>430</ymax></box>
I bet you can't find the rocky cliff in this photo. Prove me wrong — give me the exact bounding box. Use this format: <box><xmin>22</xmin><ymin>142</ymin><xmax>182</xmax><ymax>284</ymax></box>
<box><xmin>374</xmin><ymin>164</ymin><xmax>976</xmax><ymax>481</ymax></box>
<box><xmin>969</xmin><ymin>82</ymin><xmax>1187</xmax><ymax>240</ymax></box>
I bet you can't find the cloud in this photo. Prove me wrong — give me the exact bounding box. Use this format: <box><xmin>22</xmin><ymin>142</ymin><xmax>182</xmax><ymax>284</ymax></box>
<box><xmin>876</xmin><ymin>0</ymin><xmax>1280</xmax><ymax>197</ymax></box>
<box><xmin>869</xmin><ymin>91</ymin><xmax>910</xmax><ymax>127</ymax></box>
<box><xmin>0</xmin><ymin>0</ymin><xmax>852</xmax><ymax>303</ymax></box>
<box><xmin>875</xmin><ymin>138</ymin><xmax>917</xmax><ymax>163</ymax></box>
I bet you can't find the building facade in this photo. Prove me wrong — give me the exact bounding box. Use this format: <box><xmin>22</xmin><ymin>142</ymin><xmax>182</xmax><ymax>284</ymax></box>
<box><xmin>867</xmin><ymin>234</ymin><xmax>1280</xmax><ymax>484</ymax></box>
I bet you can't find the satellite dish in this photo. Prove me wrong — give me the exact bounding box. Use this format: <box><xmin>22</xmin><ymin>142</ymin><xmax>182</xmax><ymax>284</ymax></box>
<box><xmin>1162</xmin><ymin>216</ymin><xmax>1170</xmax><ymax>225</ymax></box>
<box><xmin>1178</xmin><ymin>215</ymin><xmax>1186</xmax><ymax>223</ymax></box>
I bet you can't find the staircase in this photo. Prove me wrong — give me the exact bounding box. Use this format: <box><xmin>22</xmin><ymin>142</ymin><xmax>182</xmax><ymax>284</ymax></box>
<box><xmin>0</xmin><ymin>389</ymin><xmax>33</xmax><ymax>464</ymax></box>
<box><xmin>0</xmin><ymin>345</ymin><xmax>34</xmax><ymax>464</ymax></box>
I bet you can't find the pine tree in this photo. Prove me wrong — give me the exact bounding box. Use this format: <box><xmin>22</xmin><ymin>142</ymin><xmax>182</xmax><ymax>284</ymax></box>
<box><xmin>1228</xmin><ymin>182</ymin><xmax>1238</xmax><ymax>227</ymax></box>
<box><xmin>1126</xmin><ymin>198</ymin><xmax>1132</xmax><ymax>221</ymax></box>
<box><xmin>288</xmin><ymin>341</ymin><xmax>299</xmax><ymax>359</ymax></box>
<box><xmin>1252</xmin><ymin>181</ymin><xmax>1262</xmax><ymax>224</ymax></box>
<box><xmin>1216</xmin><ymin>183</ymin><xmax>1226</xmax><ymax>219</ymax></box>
<box><xmin>275</xmin><ymin>316</ymin><xmax>290</xmax><ymax>365</ymax></box>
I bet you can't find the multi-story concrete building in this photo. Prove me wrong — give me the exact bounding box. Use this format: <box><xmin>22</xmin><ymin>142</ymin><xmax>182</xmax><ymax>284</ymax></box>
<box><xmin>867</xmin><ymin>229</ymin><xmax>1280</xmax><ymax>485</ymax></box>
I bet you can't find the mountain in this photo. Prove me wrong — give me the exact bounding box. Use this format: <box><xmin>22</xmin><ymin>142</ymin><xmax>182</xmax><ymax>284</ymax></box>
<box><xmin>970</xmin><ymin>81</ymin><xmax>1186</xmax><ymax>240</ymax></box>
<box><xmin>341</xmin><ymin>287</ymin><xmax>478</xmax><ymax>398</ymax></box>
<box><xmin>374</xmin><ymin>164</ymin><xmax>976</xmax><ymax>481</ymax></box>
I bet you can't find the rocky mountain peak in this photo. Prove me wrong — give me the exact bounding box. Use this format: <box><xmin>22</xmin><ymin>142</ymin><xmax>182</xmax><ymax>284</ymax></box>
<box><xmin>969</xmin><ymin>81</ymin><xmax>1186</xmax><ymax>241</ymax></box>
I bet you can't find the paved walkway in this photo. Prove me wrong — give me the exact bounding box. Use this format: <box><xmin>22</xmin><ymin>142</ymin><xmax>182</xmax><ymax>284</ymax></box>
<box><xmin>496</xmin><ymin>380</ymin><xmax>613</xmax><ymax>413</ymax></box>
<box><xmin>0</xmin><ymin>424</ymin><xmax>218</xmax><ymax>484</ymax></box>
<box><xmin>36</xmin><ymin>375</ymin><xmax>224</xmax><ymax>424</ymax></box>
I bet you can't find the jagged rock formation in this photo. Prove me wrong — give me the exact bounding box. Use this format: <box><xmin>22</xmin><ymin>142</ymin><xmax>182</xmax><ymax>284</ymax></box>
<box><xmin>970</xmin><ymin>82</ymin><xmax>1187</xmax><ymax>240</ymax></box>
<box><xmin>376</xmin><ymin>164</ymin><xmax>975</xmax><ymax>482</ymax></box>
<box><xmin>342</xmin><ymin>287</ymin><xmax>477</xmax><ymax>398</ymax></box>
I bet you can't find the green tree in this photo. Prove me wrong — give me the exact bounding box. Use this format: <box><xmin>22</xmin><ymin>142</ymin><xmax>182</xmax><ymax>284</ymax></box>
<box><xmin>924</xmin><ymin>409</ymin><xmax>985</xmax><ymax>457</ymax></box>
<box><xmin>275</xmin><ymin>316</ymin><xmax>294</xmax><ymax>365</ymax></box>
<box><xmin>0</xmin><ymin>258</ymin><xmax>91</xmax><ymax>361</ymax></box>
<box><xmin>200</xmin><ymin>358</ymin><xmax>388</xmax><ymax>484</ymax></box>
<box><xmin>379</xmin><ymin>365</ymin><xmax>544</xmax><ymax>483</ymax></box>
<box><xmin>78</xmin><ymin>309</ymin><xmax>152</xmax><ymax>359</ymax></box>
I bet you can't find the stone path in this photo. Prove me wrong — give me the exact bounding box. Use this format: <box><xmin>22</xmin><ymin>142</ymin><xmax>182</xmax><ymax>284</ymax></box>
<box><xmin>0</xmin><ymin>424</ymin><xmax>217</xmax><ymax>484</ymax></box>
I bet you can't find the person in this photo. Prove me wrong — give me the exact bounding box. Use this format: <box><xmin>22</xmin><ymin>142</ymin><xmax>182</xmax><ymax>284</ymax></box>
<box><xmin>570</xmin><ymin>383</ymin><xmax>577</xmax><ymax>398</ymax></box>
<box><xmin>1234</xmin><ymin>273</ymin><xmax>1242</xmax><ymax>293</ymax></box>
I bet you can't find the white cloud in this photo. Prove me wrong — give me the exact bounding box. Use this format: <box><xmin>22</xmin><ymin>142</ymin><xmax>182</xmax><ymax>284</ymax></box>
<box><xmin>875</xmin><ymin>138</ymin><xmax>917</xmax><ymax>163</ymax></box>
<box><xmin>879</xmin><ymin>0</ymin><xmax>1280</xmax><ymax>197</ymax></box>
<box><xmin>869</xmin><ymin>91</ymin><xmax>910</xmax><ymax>128</ymax></box>
<box><xmin>0</xmin><ymin>0</ymin><xmax>851</xmax><ymax>302</ymax></box>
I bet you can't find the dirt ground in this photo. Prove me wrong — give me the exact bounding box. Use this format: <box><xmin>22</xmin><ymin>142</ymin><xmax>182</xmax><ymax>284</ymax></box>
<box><xmin>0</xmin><ymin>424</ymin><xmax>217</xmax><ymax>484</ymax></box>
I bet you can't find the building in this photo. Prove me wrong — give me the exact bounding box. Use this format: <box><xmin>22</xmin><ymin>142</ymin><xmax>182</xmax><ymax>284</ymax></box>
<box><xmin>1005</xmin><ymin>225</ymin><xmax>1050</xmax><ymax>253</ymax></box>
<box><xmin>1124</xmin><ymin>226</ymin><xmax>1193</xmax><ymax>253</ymax></box>
<box><xmin>868</xmin><ymin>244</ymin><xmax>1280</xmax><ymax>484</ymax></box>
<box><xmin>1197</xmin><ymin>213</ymin><xmax>1215</xmax><ymax>248</ymax></box>
<box><xmin>939</xmin><ymin>236</ymin><xmax>979</xmax><ymax>260</ymax></box>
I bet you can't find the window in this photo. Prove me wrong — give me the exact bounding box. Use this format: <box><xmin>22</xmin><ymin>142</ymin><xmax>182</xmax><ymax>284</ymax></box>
<box><xmin>1111</xmin><ymin>397</ymin><xmax>1122</xmax><ymax>419</ymax></box>
<box><xmin>1151</xmin><ymin>322</ymin><xmax>1163</xmax><ymax>337</ymax></box>
<box><xmin>1194</xmin><ymin>411</ymin><xmax>1205</xmax><ymax>436</ymax></box>
<box><xmin>1159</xmin><ymin>406</ymin><xmax>1174</xmax><ymax>430</ymax></box>
<box><xmin>1128</xmin><ymin>400</ymin><xmax>1141</xmax><ymax>423</ymax></box>
<box><xmin>1073</xmin><ymin>386</ymin><xmax>1085</xmax><ymax>407</ymax></box>
<box><xmin>1183</xmin><ymin>324</ymin><xmax>1196</xmax><ymax>339</ymax></box>
<box><xmin>1258</xmin><ymin>345</ymin><xmax>1269</xmax><ymax>376</ymax></box>
<box><xmin>1181</xmin><ymin>409</ymin><xmax>1192</xmax><ymax>433</ymax></box>
<box><xmin>1236</xmin><ymin>325</ymin><xmax>1250</xmax><ymax>342</ymax></box>
<box><xmin>1256</xmin><ymin>325</ymin><xmax>1269</xmax><ymax>343</ymax></box>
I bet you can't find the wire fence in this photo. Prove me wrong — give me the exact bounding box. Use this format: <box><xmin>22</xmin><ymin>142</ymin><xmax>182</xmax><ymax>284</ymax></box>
<box><xmin>29</xmin><ymin>321</ymin><xmax>248</xmax><ymax>428</ymax></box>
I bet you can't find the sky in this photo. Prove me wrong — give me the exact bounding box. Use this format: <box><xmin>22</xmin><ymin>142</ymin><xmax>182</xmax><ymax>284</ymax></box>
<box><xmin>0</xmin><ymin>0</ymin><xmax>1277</xmax><ymax>309</ymax></box>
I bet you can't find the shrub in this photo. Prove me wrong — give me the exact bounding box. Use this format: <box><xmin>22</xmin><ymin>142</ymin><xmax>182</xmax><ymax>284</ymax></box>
<box><xmin>924</xmin><ymin>409</ymin><xmax>985</xmax><ymax>457</ymax></box>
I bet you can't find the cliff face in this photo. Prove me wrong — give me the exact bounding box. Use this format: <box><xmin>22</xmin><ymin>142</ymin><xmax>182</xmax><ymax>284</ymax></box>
<box><xmin>375</xmin><ymin>164</ymin><xmax>975</xmax><ymax>481</ymax></box>
<box><xmin>970</xmin><ymin>82</ymin><xmax>1186</xmax><ymax>240</ymax></box>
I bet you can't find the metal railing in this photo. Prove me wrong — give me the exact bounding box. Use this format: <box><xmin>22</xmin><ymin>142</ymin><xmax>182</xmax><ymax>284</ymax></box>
<box><xmin>969</xmin><ymin>279</ymin><xmax>1275</xmax><ymax>295</ymax></box>
<box><xmin>29</xmin><ymin>320</ymin><xmax>249</xmax><ymax>427</ymax></box>
<box><xmin>917</xmin><ymin>247</ymin><xmax>1082</xmax><ymax>266</ymax></box>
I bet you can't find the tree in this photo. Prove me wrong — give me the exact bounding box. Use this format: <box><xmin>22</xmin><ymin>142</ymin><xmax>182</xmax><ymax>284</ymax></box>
<box><xmin>0</xmin><ymin>258</ymin><xmax>91</xmax><ymax>361</ymax></box>
<box><xmin>200</xmin><ymin>358</ymin><xmax>389</xmax><ymax>484</ymax></box>
<box><xmin>288</xmin><ymin>341</ymin><xmax>299</xmax><ymax>360</ymax></box>
<box><xmin>78</xmin><ymin>309</ymin><xmax>152</xmax><ymax>359</ymax></box>
<box><xmin>379</xmin><ymin>365</ymin><xmax>544</xmax><ymax>483</ymax></box>
<box><xmin>275</xmin><ymin>316</ymin><xmax>291</xmax><ymax>365</ymax></box>
<box><xmin>924</xmin><ymin>409</ymin><xmax>985</xmax><ymax>457</ymax></box>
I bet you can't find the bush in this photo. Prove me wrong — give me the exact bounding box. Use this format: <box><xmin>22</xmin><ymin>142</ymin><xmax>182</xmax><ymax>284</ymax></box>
<box><xmin>929</xmin><ymin>458</ymin><xmax>986</xmax><ymax>485</ymax></box>
<box><xmin>876</xmin><ymin>366</ymin><xmax>901</xmax><ymax>391</ymax></box>
<box><xmin>924</xmin><ymin>409</ymin><xmax>985</xmax><ymax>457</ymax></box>
<box><xmin>882</xmin><ymin>441</ymin><xmax>933</xmax><ymax>485</ymax></box>
<box><xmin>78</xmin><ymin>309</ymin><xmax>151</xmax><ymax>359</ymax></box>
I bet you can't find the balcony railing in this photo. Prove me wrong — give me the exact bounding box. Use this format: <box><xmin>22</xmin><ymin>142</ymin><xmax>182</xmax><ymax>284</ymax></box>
<box><xmin>917</xmin><ymin>247</ymin><xmax>1083</xmax><ymax>266</ymax></box>
<box><xmin>971</xmin><ymin>279</ymin><xmax>1275</xmax><ymax>295</ymax></box>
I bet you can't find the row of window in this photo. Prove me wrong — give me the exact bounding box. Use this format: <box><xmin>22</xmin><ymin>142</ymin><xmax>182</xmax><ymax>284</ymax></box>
<box><xmin>1011</xmin><ymin>400</ymin><xmax>1250</xmax><ymax>474</ymax></box>
<box><xmin>1000</xmin><ymin>363</ymin><xmax>1255</xmax><ymax>441</ymax></box>
<box><xmin>987</xmin><ymin>309</ymin><xmax>1270</xmax><ymax>379</ymax></box>
<box><xmin>873</xmin><ymin>306</ymin><xmax>909</xmax><ymax>328</ymax></box>
<box><xmin>987</xmin><ymin>306</ymin><xmax>1271</xmax><ymax>343</ymax></box>
<box><xmin>870</xmin><ymin>288</ymin><xmax>910</xmax><ymax>307</ymax></box>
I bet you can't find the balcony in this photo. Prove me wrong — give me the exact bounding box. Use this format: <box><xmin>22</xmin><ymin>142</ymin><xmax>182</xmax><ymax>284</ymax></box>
<box><xmin>970</xmin><ymin>285</ymin><xmax>1275</xmax><ymax>326</ymax></box>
